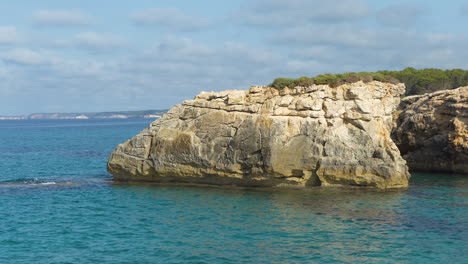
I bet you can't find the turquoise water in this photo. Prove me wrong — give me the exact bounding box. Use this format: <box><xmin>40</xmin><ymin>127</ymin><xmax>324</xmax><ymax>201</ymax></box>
<box><xmin>0</xmin><ymin>119</ymin><xmax>466</xmax><ymax>264</ymax></box>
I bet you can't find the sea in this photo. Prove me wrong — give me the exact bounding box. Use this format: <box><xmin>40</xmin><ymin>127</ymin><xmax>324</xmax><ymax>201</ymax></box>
<box><xmin>0</xmin><ymin>118</ymin><xmax>466</xmax><ymax>264</ymax></box>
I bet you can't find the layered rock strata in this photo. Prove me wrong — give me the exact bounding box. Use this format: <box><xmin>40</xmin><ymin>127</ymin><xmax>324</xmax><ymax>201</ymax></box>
<box><xmin>108</xmin><ymin>81</ymin><xmax>410</xmax><ymax>188</ymax></box>
<box><xmin>393</xmin><ymin>87</ymin><xmax>468</xmax><ymax>173</ymax></box>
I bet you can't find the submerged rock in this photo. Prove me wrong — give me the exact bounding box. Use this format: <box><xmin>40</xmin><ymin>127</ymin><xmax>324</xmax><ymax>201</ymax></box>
<box><xmin>108</xmin><ymin>81</ymin><xmax>410</xmax><ymax>188</ymax></box>
<box><xmin>393</xmin><ymin>87</ymin><xmax>468</xmax><ymax>173</ymax></box>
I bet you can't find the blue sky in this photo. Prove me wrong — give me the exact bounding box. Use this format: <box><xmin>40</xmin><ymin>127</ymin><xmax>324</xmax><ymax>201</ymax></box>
<box><xmin>1</xmin><ymin>0</ymin><xmax>467</xmax><ymax>115</ymax></box>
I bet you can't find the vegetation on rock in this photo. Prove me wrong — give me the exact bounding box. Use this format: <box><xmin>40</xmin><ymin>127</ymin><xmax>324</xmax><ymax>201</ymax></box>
<box><xmin>269</xmin><ymin>68</ymin><xmax>468</xmax><ymax>96</ymax></box>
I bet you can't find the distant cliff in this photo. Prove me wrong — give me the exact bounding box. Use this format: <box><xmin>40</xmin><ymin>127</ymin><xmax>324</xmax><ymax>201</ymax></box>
<box><xmin>0</xmin><ymin>110</ymin><xmax>168</xmax><ymax>120</ymax></box>
<box><xmin>393</xmin><ymin>87</ymin><xmax>468</xmax><ymax>173</ymax></box>
<box><xmin>108</xmin><ymin>81</ymin><xmax>410</xmax><ymax>189</ymax></box>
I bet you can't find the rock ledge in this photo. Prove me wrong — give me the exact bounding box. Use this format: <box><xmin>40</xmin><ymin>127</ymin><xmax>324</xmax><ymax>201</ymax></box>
<box><xmin>108</xmin><ymin>81</ymin><xmax>410</xmax><ymax>188</ymax></box>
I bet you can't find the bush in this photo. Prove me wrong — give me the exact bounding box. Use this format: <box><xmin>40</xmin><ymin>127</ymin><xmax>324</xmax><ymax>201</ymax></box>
<box><xmin>313</xmin><ymin>74</ymin><xmax>338</xmax><ymax>85</ymax></box>
<box><xmin>360</xmin><ymin>74</ymin><xmax>374</xmax><ymax>83</ymax></box>
<box><xmin>267</xmin><ymin>68</ymin><xmax>468</xmax><ymax>95</ymax></box>
<box><xmin>294</xmin><ymin>76</ymin><xmax>315</xmax><ymax>87</ymax></box>
<box><xmin>344</xmin><ymin>73</ymin><xmax>360</xmax><ymax>83</ymax></box>
<box><xmin>270</xmin><ymin>78</ymin><xmax>296</xmax><ymax>89</ymax></box>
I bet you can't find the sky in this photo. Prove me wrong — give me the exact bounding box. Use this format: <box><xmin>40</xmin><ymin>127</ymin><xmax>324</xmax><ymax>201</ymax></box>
<box><xmin>1</xmin><ymin>0</ymin><xmax>468</xmax><ymax>115</ymax></box>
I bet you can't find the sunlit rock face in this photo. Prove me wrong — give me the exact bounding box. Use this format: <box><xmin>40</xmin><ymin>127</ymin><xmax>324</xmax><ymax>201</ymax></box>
<box><xmin>393</xmin><ymin>87</ymin><xmax>468</xmax><ymax>173</ymax></box>
<box><xmin>108</xmin><ymin>81</ymin><xmax>410</xmax><ymax>189</ymax></box>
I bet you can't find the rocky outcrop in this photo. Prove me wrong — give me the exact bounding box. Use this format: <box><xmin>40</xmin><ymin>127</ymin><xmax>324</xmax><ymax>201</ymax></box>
<box><xmin>393</xmin><ymin>87</ymin><xmax>468</xmax><ymax>173</ymax></box>
<box><xmin>108</xmin><ymin>81</ymin><xmax>410</xmax><ymax>188</ymax></box>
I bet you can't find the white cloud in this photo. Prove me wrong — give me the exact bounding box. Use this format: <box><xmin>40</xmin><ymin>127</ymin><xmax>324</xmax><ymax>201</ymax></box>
<box><xmin>285</xmin><ymin>59</ymin><xmax>329</xmax><ymax>75</ymax></box>
<box><xmin>130</xmin><ymin>8</ymin><xmax>209</xmax><ymax>31</ymax></box>
<box><xmin>135</xmin><ymin>37</ymin><xmax>282</xmax><ymax>78</ymax></box>
<box><xmin>236</xmin><ymin>0</ymin><xmax>369</xmax><ymax>26</ymax></box>
<box><xmin>32</xmin><ymin>10</ymin><xmax>92</xmax><ymax>26</ymax></box>
<box><xmin>119</xmin><ymin>36</ymin><xmax>305</xmax><ymax>96</ymax></box>
<box><xmin>289</xmin><ymin>46</ymin><xmax>338</xmax><ymax>61</ymax></box>
<box><xmin>145</xmin><ymin>36</ymin><xmax>214</xmax><ymax>61</ymax></box>
<box><xmin>425</xmin><ymin>33</ymin><xmax>458</xmax><ymax>47</ymax></box>
<box><xmin>0</xmin><ymin>48</ymin><xmax>54</xmax><ymax>65</ymax></box>
<box><xmin>271</xmin><ymin>24</ymin><xmax>381</xmax><ymax>48</ymax></box>
<box><xmin>74</xmin><ymin>32</ymin><xmax>127</xmax><ymax>49</ymax></box>
<box><xmin>377</xmin><ymin>4</ymin><xmax>426</xmax><ymax>26</ymax></box>
<box><xmin>223</xmin><ymin>41</ymin><xmax>282</xmax><ymax>65</ymax></box>
<box><xmin>0</xmin><ymin>26</ymin><xmax>21</xmax><ymax>44</ymax></box>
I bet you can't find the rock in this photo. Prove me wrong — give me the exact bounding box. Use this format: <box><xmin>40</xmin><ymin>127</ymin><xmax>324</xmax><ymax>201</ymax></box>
<box><xmin>108</xmin><ymin>81</ymin><xmax>410</xmax><ymax>189</ymax></box>
<box><xmin>393</xmin><ymin>87</ymin><xmax>468</xmax><ymax>173</ymax></box>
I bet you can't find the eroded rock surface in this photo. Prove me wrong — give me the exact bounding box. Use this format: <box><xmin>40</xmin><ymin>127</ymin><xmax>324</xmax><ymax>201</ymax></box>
<box><xmin>393</xmin><ymin>87</ymin><xmax>468</xmax><ymax>173</ymax></box>
<box><xmin>108</xmin><ymin>81</ymin><xmax>410</xmax><ymax>188</ymax></box>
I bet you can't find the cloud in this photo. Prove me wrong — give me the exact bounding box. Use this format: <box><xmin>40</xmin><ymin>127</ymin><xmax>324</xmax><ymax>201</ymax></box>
<box><xmin>270</xmin><ymin>24</ymin><xmax>382</xmax><ymax>48</ymax></box>
<box><xmin>32</xmin><ymin>10</ymin><xmax>92</xmax><ymax>26</ymax></box>
<box><xmin>236</xmin><ymin>0</ymin><xmax>369</xmax><ymax>26</ymax></box>
<box><xmin>130</xmin><ymin>8</ymin><xmax>209</xmax><ymax>31</ymax></box>
<box><xmin>144</xmin><ymin>36</ymin><xmax>214</xmax><ymax>61</ymax></box>
<box><xmin>2</xmin><ymin>27</ymin><xmax>468</xmax><ymax>115</ymax></box>
<box><xmin>268</xmin><ymin>23</ymin><xmax>446</xmax><ymax>52</ymax></box>
<box><xmin>260</xmin><ymin>15</ymin><xmax>468</xmax><ymax>74</ymax></box>
<box><xmin>223</xmin><ymin>41</ymin><xmax>282</xmax><ymax>65</ymax></box>
<box><xmin>3</xmin><ymin>2</ymin><xmax>468</xmax><ymax>116</ymax></box>
<box><xmin>377</xmin><ymin>4</ymin><xmax>426</xmax><ymax>26</ymax></box>
<box><xmin>73</xmin><ymin>32</ymin><xmax>127</xmax><ymax>49</ymax></box>
<box><xmin>45</xmin><ymin>32</ymin><xmax>127</xmax><ymax>51</ymax></box>
<box><xmin>0</xmin><ymin>48</ymin><xmax>54</xmax><ymax>65</ymax></box>
<box><xmin>138</xmin><ymin>37</ymin><xmax>278</xmax><ymax>69</ymax></box>
<box><xmin>0</xmin><ymin>26</ymin><xmax>21</xmax><ymax>44</ymax></box>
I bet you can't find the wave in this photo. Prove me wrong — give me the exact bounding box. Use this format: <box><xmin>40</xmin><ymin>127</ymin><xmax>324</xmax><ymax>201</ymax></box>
<box><xmin>0</xmin><ymin>178</ymin><xmax>57</xmax><ymax>186</ymax></box>
<box><xmin>0</xmin><ymin>176</ymin><xmax>107</xmax><ymax>188</ymax></box>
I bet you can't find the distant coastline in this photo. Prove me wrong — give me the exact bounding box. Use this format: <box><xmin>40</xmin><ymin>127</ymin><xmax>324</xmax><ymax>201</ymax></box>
<box><xmin>0</xmin><ymin>109</ymin><xmax>168</xmax><ymax>120</ymax></box>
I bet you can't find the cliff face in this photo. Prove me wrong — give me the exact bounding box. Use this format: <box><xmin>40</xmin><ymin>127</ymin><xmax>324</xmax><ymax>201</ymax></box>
<box><xmin>108</xmin><ymin>81</ymin><xmax>410</xmax><ymax>188</ymax></box>
<box><xmin>393</xmin><ymin>87</ymin><xmax>468</xmax><ymax>173</ymax></box>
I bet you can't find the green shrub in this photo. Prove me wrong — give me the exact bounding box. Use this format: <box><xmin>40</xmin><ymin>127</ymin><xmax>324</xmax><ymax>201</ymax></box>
<box><xmin>344</xmin><ymin>73</ymin><xmax>360</xmax><ymax>83</ymax></box>
<box><xmin>313</xmin><ymin>74</ymin><xmax>338</xmax><ymax>85</ymax></box>
<box><xmin>268</xmin><ymin>67</ymin><xmax>468</xmax><ymax>95</ymax></box>
<box><xmin>270</xmin><ymin>78</ymin><xmax>296</xmax><ymax>90</ymax></box>
<box><xmin>359</xmin><ymin>73</ymin><xmax>374</xmax><ymax>83</ymax></box>
<box><xmin>294</xmin><ymin>76</ymin><xmax>315</xmax><ymax>87</ymax></box>
<box><xmin>370</xmin><ymin>73</ymin><xmax>386</xmax><ymax>82</ymax></box>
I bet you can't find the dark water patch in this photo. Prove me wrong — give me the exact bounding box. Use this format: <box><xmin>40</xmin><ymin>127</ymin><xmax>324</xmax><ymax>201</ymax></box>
<box><xmin>410</xmin><ymin>172</ymin><xmax>468</xmax><ymax>186</ymax></box>
<box><xmin>67</xmin><ymin>150</ymin><xmax>108</xmax><ymax>158</ymax></box>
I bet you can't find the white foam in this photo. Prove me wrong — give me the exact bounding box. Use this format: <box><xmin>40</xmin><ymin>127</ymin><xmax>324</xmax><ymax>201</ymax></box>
<box><xmin>40</xmin><ymin>182</ymin><xmax>56</xmax><ymax>185</ymax></box>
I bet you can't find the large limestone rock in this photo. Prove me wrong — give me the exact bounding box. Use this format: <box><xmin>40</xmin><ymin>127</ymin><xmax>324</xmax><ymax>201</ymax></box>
<box><xmin>108</xmin><ymin>81</ymin><xmax>410</xmax><ymax>188</ymax></box>
<box><xmin>393</xmin><ymin>87</ymin><xmax>468</xmax><ymax>173</ymax></box>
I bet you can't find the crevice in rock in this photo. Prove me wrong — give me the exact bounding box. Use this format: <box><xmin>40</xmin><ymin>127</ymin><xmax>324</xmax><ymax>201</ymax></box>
<box><xmin>291</xmin><ymin>169</ymin><xmax>304</xmax><ymax>178</ymax></box>
<box><xmin>343</xmin><ymin>118</ymin><xmax>365</xmax><ymax>131</ymax></box>
<box><xmin>307</xmin><ymin>160</ymin><xmax>322</xmax><ymax>186</ymax></box>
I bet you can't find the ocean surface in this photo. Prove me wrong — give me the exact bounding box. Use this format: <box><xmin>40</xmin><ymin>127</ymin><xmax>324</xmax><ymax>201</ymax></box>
<box><xmin>0</xmin><ymin>119</ymin><xmax>466</xmax><ymax>264</ymax></box>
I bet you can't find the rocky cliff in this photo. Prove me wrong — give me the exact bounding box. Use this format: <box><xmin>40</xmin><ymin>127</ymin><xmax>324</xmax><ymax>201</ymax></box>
<box><xmin>393</xmin><ymin>87</ymin><xmax>468</xmax><ymax>173</ymax></box>
<box><xmin>107</xmin><ymin>81</ymin><xmax>410</xmax><ymax>188</ymax></box>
